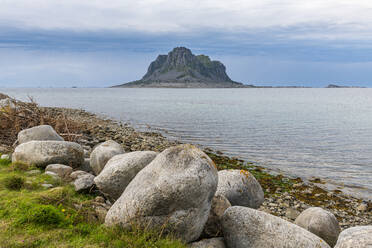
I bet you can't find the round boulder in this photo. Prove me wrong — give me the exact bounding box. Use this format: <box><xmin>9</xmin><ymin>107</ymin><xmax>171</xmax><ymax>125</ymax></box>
<box><xmin>17</xmin><ymin>125</ymin><xmax>64</xmax><ymax>144</ymax></box>
<box><xmin>335</xmin><ymin>226</ymin><xmax>372</xmax><ymax>248</ymax></box>
<box><xmin>94</xmin><ymin>151</ymin><xmax>158</xmax><ymax>202</ymax></box>
<box><xmin>221</xmin><ymin>206</ymin><xmax>331</xmax><ymax>248</ymax></box>
<box><xmin>202</xmin><ymin>194</ymin><xmax>231</xmax><ymax>238</ymax></box>
<box><xmin>215</xmin><ymin>170</ymin><xmax>264</xmax><ymax>209</ymax></box>
<box><xmin>45</xmin><ymin>164</ymin><xmax>73</xmax><ymax>179</ymax></box>
<box><xmin>189</xmin><ymin>238</ymin><xmax>226</xmax><ymax>248</ymax></box>
<box><xmin>295</xmin><ymin>207</ymin><xmax>341</xmax><ymax>247</ymax></box>
<box><xmin>105</xmin><ymin>144</ymin><xmax>218</xmax><ymax>243</ymax></box>
<box><xmin>90</xmin><ymin>140</ymin><xmax>124</xmax><ymax>175</ymax></box>
<box><xmin>12</xmin><ymin>141</ymin><xmax>84</xmax><ymax>168</ymax></box>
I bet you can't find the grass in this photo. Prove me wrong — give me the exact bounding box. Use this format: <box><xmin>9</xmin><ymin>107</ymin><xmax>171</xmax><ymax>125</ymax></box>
<box><xmin>0</xmin><ymin>156</ymin><xmax>186</xmax><ymax>248</ymax></box>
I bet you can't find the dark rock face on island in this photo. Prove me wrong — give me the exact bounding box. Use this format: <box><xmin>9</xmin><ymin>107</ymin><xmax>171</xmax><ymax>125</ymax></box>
<box><xmin>112</xmin><ymin>47</ymin><xmax>245</xmax><ymax>88</ymax></box>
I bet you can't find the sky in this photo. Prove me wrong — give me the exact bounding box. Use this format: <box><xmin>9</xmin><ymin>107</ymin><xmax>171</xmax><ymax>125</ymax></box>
<box><xmin>0</xmin><ymin>0</ymin><xmax>372</xmax><ymax>87</ymax></box>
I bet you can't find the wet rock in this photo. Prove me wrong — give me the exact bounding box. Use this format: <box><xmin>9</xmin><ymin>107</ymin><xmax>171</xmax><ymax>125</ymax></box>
<box><xmin>94</xmin><ymin>151</ymin><xmax>158</xmax><ymax>202</ymax></box>
<box><xmin>215</xmin><ymin>169</ymin><xmax>264</xmax><ymax>209</ymax></box>
<box><xmin>12</xmin><ymin>141</ymin><xmax>84</xmax><ymax>168</ymax></box>
<box><xmin>295</xmin><ymin>207</ymin><xmax>341</xmax><ymax>247</ymax></box>
<box><xmin>202</xmin><ymin>194</ymin><xmax>231</xmax><ymax>238</ymax></box>
<box><xmin>221</xmin><ymin>206</ymin><xmax>331</xmax><ymax>248</ymax></box>
<box><xmin>45</xmin><ymin>164</ymin><xmax>73</xmax><ymax>179</ymax></box>
<box><xmin>90</xmin><ymin>140</ymin><xmax>124</xmax><ymax>175</ymax></box>
<box><xmin>105</xmin><ymin>144</ymin><xmax>218</xmax><ymax>243</ymax></box>
<box><xmin>189</xmin><ymin>238</ymin><xmax>226</xmax><ymax>248</ymax></box>
<box><xmin>17</xmin><ymin>125</ymin><xmax>64</xmax><ymax>144</ymax></box>
<box><xmin>335</xmin><ymin>226</ymin><xmax>372</xmax><ymax>248</ymax></box>
<box><xmin>74</xmin><ymin>173</ymin><xmax>95</xmax><ymax>192</ymax></box>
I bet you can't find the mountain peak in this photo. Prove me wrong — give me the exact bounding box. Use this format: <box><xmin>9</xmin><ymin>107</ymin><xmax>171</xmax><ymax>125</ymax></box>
<box><xmin>113</xmin><ymin>47</ymin><xmax>244</xmax><ymax>88</ymax></box>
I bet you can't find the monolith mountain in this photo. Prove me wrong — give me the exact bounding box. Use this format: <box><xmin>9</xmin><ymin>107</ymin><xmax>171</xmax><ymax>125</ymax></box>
<box><xmin>112</xmin><ymin>47</ymin><xmax>245</xmax><ymax>88</ymax></box>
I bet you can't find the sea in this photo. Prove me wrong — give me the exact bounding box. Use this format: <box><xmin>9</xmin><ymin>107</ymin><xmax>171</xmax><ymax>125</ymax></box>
<box><xmin>2</xmin><ymin>88</ymin><xmax>372</xmax><ymax>200</ymax></box>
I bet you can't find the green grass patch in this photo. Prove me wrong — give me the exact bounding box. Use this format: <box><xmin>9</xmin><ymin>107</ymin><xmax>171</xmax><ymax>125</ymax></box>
<box><xmin>2</xmin><ymin>175</ymin><xmax>25</xmax><ymax>190</ymax></box>
<box><xmin>0</xmin><ymin>160</ymin><xmax>186</xmax><ymax>247</ymax></box>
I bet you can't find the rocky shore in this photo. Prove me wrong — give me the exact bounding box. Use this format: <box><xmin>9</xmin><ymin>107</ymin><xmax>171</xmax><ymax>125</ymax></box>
<box><xmin>0</xmin><ymin>93</ymin><xmax>371</xmax><ymax>247</ymax></box>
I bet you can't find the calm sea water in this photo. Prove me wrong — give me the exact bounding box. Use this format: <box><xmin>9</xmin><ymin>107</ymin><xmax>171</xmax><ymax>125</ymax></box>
<box><xmin>2</xmin><ymin>88</ymin><xmax>372</xmax><ymax>199</ymax></box>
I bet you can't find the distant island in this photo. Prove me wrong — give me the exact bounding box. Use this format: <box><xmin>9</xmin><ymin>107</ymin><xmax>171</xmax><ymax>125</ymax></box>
<box><xmin>326</xmin><ymin>84</ymin><xmax>365</xmax><ymax>88</ymax></box>
<box><xmin>112</xmin><ymin>47</ymin><xmax>246</xmax><ymax>88</ymax></box>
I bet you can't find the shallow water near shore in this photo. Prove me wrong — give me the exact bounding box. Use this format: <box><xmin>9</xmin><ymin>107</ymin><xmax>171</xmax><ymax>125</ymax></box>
<box><xmin>2</xmin><ymin>87</ymin><xmax>372</xmax><ymax>200</ymax></box>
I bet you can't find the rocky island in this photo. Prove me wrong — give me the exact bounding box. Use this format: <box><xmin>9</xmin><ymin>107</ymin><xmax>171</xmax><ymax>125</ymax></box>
<box><xmin>112</xmin><ymin>47</ymin><xmax>247</xmax><ymax>88</ymax></box>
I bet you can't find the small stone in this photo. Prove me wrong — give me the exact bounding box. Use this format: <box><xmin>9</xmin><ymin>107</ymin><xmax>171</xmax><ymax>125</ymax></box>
<box><xmin>0</xmin><ymin>154</ymin><xmax>10</xmax><ymax>160</ymax></box>
<box><xmin>70</xmin><ymin>170</ymin><xmax>90</xmax><ymax>180</ymax></box>
<box><xmin>74</xmin><ymin>174</ymin><xmax>95</xmax><ymax>192</ymax></box>
<box><xmin>356</xmin><ymin>202</ymin><xmax>368</xmax><ymax>212</ymax></box>
<box><xmin>285</xmin><ymin>208</ymin><xmax>300</xmax><ymax>220</ymax></box>
<box><xmin>41</xmin><ymin>184</ymin><xmax>54</xmax><ymax>189</ymax></box>
<box><xmin>44</xmin><ymin>171</ymin><xmax>61</xmax><ymax>180</ymax></box>
<box><xmin>45</xmin><ymin>164</ymin><xmax>73</xmax><ymax>179</ymax></box>
<box><xmin>189</xmin><ymin>238</ymin><xmax>226</xmax><ymax>248</ymax></box>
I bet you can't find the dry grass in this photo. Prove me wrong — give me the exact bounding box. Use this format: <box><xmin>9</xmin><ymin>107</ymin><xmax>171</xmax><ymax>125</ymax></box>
<box><xmin>0</xmin><ymin>97</ymin><xmax>86</xmax><ymax>147</ymax></box>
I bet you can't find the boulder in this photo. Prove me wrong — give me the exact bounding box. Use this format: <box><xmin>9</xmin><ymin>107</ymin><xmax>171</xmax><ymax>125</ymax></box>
<box><xmin>202</xmin><ymin>194</ymin><xmax>231</xmax><ymax>238</ymax></box>
<box><xmin>74</xmin><ymin>173</ymin><xmax>95</xmax><ymax>192</ymax></box>
<box><xmin>105</xmin><ymin>144</ymin><xmax>218</xmax><ymax>243</ymax></box>
<box><xmin>12</xmin><ymin>141</ymin><xmax>84</xmax><ymax>168</ymax></box>
<box><xmin>215</xmin><ymin>170</ymin><xmax>264</xmax><ymax>209</ymax></box>
<box><xmin>335</xmin><ymin>226</ymin><xmax>372</xmax><ymax>248</ymax></box>
<box><xmin>295</xmin><ymin>207</ymin><xmax>341</xmax><ymax>247</ymax></box>
<box><xmin>189</xmin><ymin>238</ymin><xmax>226</xmax><ymax>248</ymax></box>
<box><xmin>94</xmin><ymin>151</ymin><xmax>158</xmax><ymax>202</ymax></box>
<box><xmin>17</xmin><ymin>125</ymin><xmax>64</xmax><ymax>144</ymax></box>
<box><xmin>70</xmin><ymin>170</ymin><xmax>91</xmax><ymax>180</ymax></box>
<box><xmin>90</xmin><ymin>140</ymin><xmax>124</xmax><ymax>175</ymax></box>
<box><xmin>45</xmin><ymin>164</ymin><xmax>73</xmax><ymax>179</ymax></box>
<box><xmin>221</xmin><ymin>206</ymin><xmax>331</xmax><ymax>248</ymax></box>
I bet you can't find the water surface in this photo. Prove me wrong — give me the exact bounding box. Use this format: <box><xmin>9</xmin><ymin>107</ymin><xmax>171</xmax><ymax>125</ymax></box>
<box><xmin>2</xmin><ymin>88</ymin><xmax>372</xmax><ymax>199</ymax></box>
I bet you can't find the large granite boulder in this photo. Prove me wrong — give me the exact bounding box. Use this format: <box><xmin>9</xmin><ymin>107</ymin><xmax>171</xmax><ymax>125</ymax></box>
<box><xmin>94</xmin><ymin>151</ymin><xmax>158</xmax><ymax>202</ymax></box>
<box><xmin>215</xmin><ymin>170</ymin><xmax>264</xmax><ymax>208</ymax></box>
<box><xmin>335</xmin><ymin>226</ymin><xmax>372</xmax><ymax>248</ymax></box>
<box><xmin>105</xmin><ymin>144</ymin><xmax>218</xmax><ymax>243</ymax></box>
<box><xmin>12</xmin><ymin>141</ymin><xmax>84</xmax><ymax>168</ymax></box>
<box><xmin>202</xmin><ymin>194</ymin><xmax>231</xmax><ymax>238</ymax></box>
<box><xmin>45</xmin><ymin>164</ymin><xmax>73</xmax><ymax>179</ymax></box>
<box><xmin>189</xmin><ymin>238</ymin><xmax>226</xmax><ymax>248</ymax></box>
<box><xmin>90</xmin><ymin>140</ymin><xmax>124</xmax><ymax>175</ymax></box>
<box><xmin>295</xmin><ymin>207</ymin><xmax>341</xmax><ymax>247</ymax></box>
<box><xmin>17</xmin><ymin>125</ymin><xmax>64</xmax><ymax>144</ymax></box>
<box><xmin>221</xmin><ymin>206</ymin><xmax>331</xmax><ymax>248</ymax></box>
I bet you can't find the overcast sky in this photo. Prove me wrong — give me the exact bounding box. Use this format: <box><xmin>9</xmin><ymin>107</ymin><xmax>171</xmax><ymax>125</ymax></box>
<box><xmin>1</xmin><ymin>0</ymin><xmax>372</xmax><ymax>87</ymax></box>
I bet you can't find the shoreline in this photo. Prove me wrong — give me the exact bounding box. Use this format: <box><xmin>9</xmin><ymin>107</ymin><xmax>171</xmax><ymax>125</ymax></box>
<box><xmin>1</xmin><ymin>97</ymin><xmax>371</xmax><ymax>229</ymax></box>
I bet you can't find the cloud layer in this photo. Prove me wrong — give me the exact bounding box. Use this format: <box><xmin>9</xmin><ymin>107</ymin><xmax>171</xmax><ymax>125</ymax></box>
<box><xmin>1</xmin><ymin>0</ymin><xmax>372</xmax><ymax>39</ymax></box>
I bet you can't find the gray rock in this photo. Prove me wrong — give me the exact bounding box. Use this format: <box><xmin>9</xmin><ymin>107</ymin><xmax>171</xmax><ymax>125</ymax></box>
<box><xmin>295</xmin><ymin>207</ymin><xmax>341</xmax><ymax>247</ymax></box>
<box><xmin>335</xmin><ymin>226</ymin><xmax>372</xmax><ymax>248</ymax></box>
<box><xmin>44</xmin><ymin>171</ymin><xmax>61</xmax><ymax>180</ymax></box>
<box><xmin>286</xmin><ymin>208</ymin><xmax>301</xmax><ymax>220</ymax></box>
<box><xmin>94</xmin><ymin>151</ymin><xmax>158</xmax><ymax>202</ymax></box>
<box><xmin>0</xmin><ymin>98</ymin><xmax>15</xmax><ymax>109</ymax></box>
<box><xmin>45</xmin><ymin>164</ymin><xmax>73</xmax><ymax>179</ymax></box>
<box><xmin>203</xmin><ymin>194</ymin><xmax>231</xmax><ymax>238</ymax></box>
<box><xmin>221</xmin><ymin>206</ymin><xmax>331</xmax><ymax>248</ymax></box>
<box><xmin>41</xmin><ymin>183</ymin><xmax>54</xmax><ymax>189</ymax></box>
<box><xmin>74</xmin><ymin>173</ymin><xmax>95</xmax><ymax>192</ymax></box>
<box><xmin>90</xmin><ymin>140</ymin><xmax>124</xmax><ymax>175</ymax></box>
<box><xmin>26</xmin><ymin>169</ymin><xmax>41</xmax><ymax>175</ymax></box>
<box><xmin>1</xmin><ymin>154</ymin><xmax>10</xmax><ymax>160</ymax></box>
<box><xmin>215</xmin><ymin>170</ymin><xmax>264</xmax><ymax>209</ymax></box>
<box><xmin>76</xmin><ymin>158</ymin><xmax>93</xmax><ymax>173</ymax></box>
<box><xmin>12</xmin><ymin>141</ymin><xmax>84</xmax><ymax>168</ymax></box>
<box><xmin>189</xmin><ymin>238</ymin><xmax>226</xmax><ymax>248</ymax></box>
<box><xmin>70</xmin><ymin>170</ymin><xmax>90</xmax><ymax>180</ymax></box>
<box><xmin>105</xmin><ymin>144</ymin><xmax>218</xmax><ymax>243</ymax></box>
<box><xmin>17</xmin><ymin>125</ymin><xmax>64</xmax><ymax>144</ymax></box>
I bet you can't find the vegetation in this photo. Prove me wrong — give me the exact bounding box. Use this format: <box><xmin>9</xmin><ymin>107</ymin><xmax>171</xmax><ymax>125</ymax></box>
<box><xmin>0</xmin><ymin>155</ymin><xmax>186</xmax><ymax>248</ymax></box>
